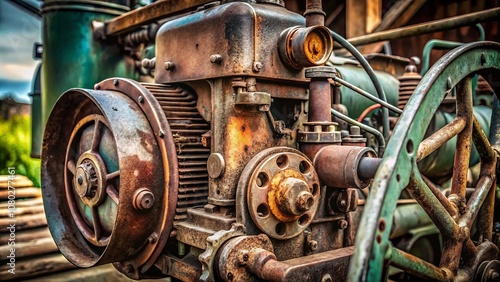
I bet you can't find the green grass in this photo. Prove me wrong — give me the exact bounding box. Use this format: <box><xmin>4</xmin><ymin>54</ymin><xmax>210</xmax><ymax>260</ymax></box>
<box><xmin>0</xmin><ymin>115</ymin><xmax>41</xmax><ymax>187</ymax></box>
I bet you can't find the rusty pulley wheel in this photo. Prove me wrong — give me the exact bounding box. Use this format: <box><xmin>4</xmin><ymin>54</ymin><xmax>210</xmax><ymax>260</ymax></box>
<box><xmin>42</xmin><ymin>86</ymin><xmax>173</xmax><ymax>278</ymax></box>
<box><xmin>349</xmin><ymin>42</ymin><xmax>500</xmax><ymax>281</ymax></box>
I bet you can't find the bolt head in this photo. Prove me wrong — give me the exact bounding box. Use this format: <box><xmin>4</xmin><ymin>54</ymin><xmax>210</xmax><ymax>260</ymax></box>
<box><xmin>337</xmin><ymin>219</ymin><xmax>348</xmax><ymax>229</ymax></box>
<box><xmin>253</xmin><ymin>62</ymin><xmax>263</xmax><ymax>72</ymax></box>
<box><xmin>210</xmin><ymin>54</ymin><xmax>223</xmax><ymax>64</ymax></box>
<box><xmin>308</xmin><ymin>240</ymin><xmax>318</xmax><ymax>251</ymax></box>
<box><xmin>164</xmin><ymin>61</ymin><xmax>175</xmax><ymax>71</ymax></box>
<box><xmin>133</xmin><ymin>188</ymin><xmax>155</xmax><ymax>210</ymax></box>
<box><xmin>148</xmin><ymin>233</ymin><xmax>158</xmax><ymax>244</ymax></box>
<box><xmin>141</xmin><ymin>59</ymin><xmax>150</xmax><ymax>68</ymax></box>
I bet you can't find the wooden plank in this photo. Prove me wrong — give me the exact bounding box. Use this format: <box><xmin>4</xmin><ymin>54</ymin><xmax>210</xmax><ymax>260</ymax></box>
<box><xmin>366</xmin><ymin>0</ymin><xmax>382</xmax><ymax>33</ymax></box>
<box><xmin>0</xmin><ymin>175</ymin><xmax>33</xmax><ymax>189</ymax></box>
<box><xmin>346</xmin><ymin>0</ymin><xmax>367</xmax><ymax>38</ymax></box>
<box><xmin>0</xmin><ymin>187</ymin><xmax>41</xmax><ymax>200</ymax></box>
<box><xmin>359</xmin><ymin>0</ymin><xmax>427</xmax><ymax>54</ymax></box>
<box><xmin>390</xmin><ymin>0</ymin><xmax>427</xmax><ymax>30</ymax></box>
<box><xmin>0</xmin><ymin>204</ymin><xmax>44</xmax><ymax>217</ymax></box>
<box><xmin>0</xmin><ymin>197</ymin><xmax>43</xmax><ymax>208</ymax></box>
<box><xmin>0</xmin><ymin>237</ymin><xmax>58</xmax><ymax>262</ymax></box>
<box><xmin>0</xmin><ymin>253</ymin><xmax>75</xmax><ymax>281</ymax></box>
<box><xmin>23</xmin><ymin>263</ymin><xmax>171</xmax><ymax>282</ymax></box>
<box><xmin>0</xmin><ymin>213</ymin><xmax>47</xmax><ymax>230</ymax></box>
<box><xmin>0</xmin><ymin>227</ymin><xmax>51</xmax><ymax>245</ymax></box>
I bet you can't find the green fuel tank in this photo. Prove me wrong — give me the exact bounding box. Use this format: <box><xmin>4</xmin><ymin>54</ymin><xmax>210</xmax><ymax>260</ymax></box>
<box><xmin>39</xmin><ymin>0</ymin><xmax>138</xmax><ymax>156</ymax></box>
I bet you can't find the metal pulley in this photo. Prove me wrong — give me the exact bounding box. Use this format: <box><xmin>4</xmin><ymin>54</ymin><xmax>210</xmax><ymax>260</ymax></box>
<box><xmin>42</xmin><ymin>86</ymin><xmax>171</xmax><ymax>278</ymax></box>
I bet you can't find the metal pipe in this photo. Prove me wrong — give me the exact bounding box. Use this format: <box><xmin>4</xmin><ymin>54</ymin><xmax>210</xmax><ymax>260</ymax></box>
<box><xmin>337</xmin><ymin>8</ymin><xmax>500</xmax><ymax>48</ymax></box>
<box><xmin>330</xmin><ymin>30</ymin><xmax>390</xmax><ymax>140</ymax></box>
<box><xmin>309</xmin><ymin>79</ymin><xmax>332</xmax><ymax>122</ymax></box>
<box><xmin>421</xmin><ymin>23</ymin><xmax>484</xmax><ymax>75</ymax></box>
<box><xmin>333</xmin><ymin>76</ymin><xmax>402</xmax><ymax>114</ymax></box>
<box><xmin>331</xmin><ymin>109</ymin><xmax>386</xmax><ymax>155</ymax></box>
<box><xmin>304</xmin><ymin>0</ymin><xmax>325</xmax><ymax>26</ymax></box>
<box><xmin>357</xmin><ymin>157</ymin><xmax>381</xmax><ymax>180</ymax></box>
<box><xmin>389</xmin><ymin>243</ymin><xmax>449</xmax><ymax>281</ymax></box>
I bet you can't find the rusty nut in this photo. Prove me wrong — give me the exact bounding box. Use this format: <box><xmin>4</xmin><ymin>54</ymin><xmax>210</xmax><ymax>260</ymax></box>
<box><xmin>133</xmin><ymin>188</ymin><xmax>155</xmax><ymax>210</ymax></box>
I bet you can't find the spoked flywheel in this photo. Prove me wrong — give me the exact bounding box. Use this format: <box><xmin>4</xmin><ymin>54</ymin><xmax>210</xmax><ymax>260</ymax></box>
<box><xmin>42</xmin><ymin>79</ymin><xmax>179</xmax><ymax>279</ymax></box>
<box><xmin>349</xmin><ymin>42</ymin><xmax>500</xmax><ymax>281</ymax></box>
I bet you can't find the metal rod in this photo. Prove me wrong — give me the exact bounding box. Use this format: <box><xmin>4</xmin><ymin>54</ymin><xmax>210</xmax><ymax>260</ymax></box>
<box><xmin>451</xmin><ymin>78</ymin><xmax>473</xmax><ymax>199</ymax></box>
<box><xmin>330</xmin><ymin>29</ymin><xmax>391</xmax><ymax>140</ymax></box>
<box><xmin>337</xmin><ymin>8</ymin><xmax>500</xmax><ymax>48</ymax></box>
<box><xmin>460</xmin><ymin>174</ymin><xmax>494</xmax><ymax>228</ymax></box>
<box><xmin>333</xmin><ymin>76</ymin><xmax>402</xmax><ymax>114</ymax></box>
<box><xmin>407</xmin><ymin>170</ymin><xmax>458</xmax><ymax>238</ymax></box>
<box><xmin>330</xmin><ymin>109</ymin><xmax>386</xmax><ymax>155</ymax></box>
<box><xmin>421</xmin><ymin>175</ymin><xmax>457</xmax><ymax>218</ymax></box>
<box><xmin>416</xmin><ymin>117</ymin><xmax>466</xmax><ymax>162</ymax></box>
<box><xmin>389</xmin><ymin>243</ymin><xmax>448</xmax><ymax>281</ymax></box>
<box><xmin>472</xmin><ymin>115</ymin><xmax>496</xmax><ymax>162</ymax></box>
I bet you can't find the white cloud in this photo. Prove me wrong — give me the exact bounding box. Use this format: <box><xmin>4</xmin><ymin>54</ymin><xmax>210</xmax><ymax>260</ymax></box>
<box><xmin>0</xmin><ymin>63</ymin><xmax>38</xmax><ymax>81</ymax></box>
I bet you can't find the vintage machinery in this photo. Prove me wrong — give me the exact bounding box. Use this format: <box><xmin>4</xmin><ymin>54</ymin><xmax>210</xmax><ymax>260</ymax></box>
<box><xmin>39</xmin><ymin>0</ymin><xmax>500</xmax><ymax>281</ymax></box>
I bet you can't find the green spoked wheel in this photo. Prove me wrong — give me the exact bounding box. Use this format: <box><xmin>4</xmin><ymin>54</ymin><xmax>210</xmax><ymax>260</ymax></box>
<box><xmin>349</xmin><ymin>42</ymin><xmax>500</xmax><ymax>281</ymax></box>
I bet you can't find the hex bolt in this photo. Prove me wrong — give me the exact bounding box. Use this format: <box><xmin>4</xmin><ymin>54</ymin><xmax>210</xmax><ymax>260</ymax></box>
<box><xmin>210</xmin><ymin>54</ymin><xmax>223</xmax><ymax>64</ymax></box>
<box><xmin>253</xmin><ymin>61</ymin><xmax>263</xmax><ymax>72</ymax></box>
<box><xmin>337</xmin><ymin>219</ymin><xmax>348</xmax><ymax>229</ymax></box>
<box><xmin>113</xmin><ymin>79</ymin><xmax>119</xmax><ymax>86</ymax></box>
<box><xmin>133</xmin><ymin>188</ymin><xmax>155</xmax><ymax>210</ymax></box>
<box><xmin>308</xmin><ymin>240</ymin><xmax>318</xmax><ymax>251</ymax></box>
<box><xmin>164</xmin><ymin>61</ymin><xmax>175</xmax><ymax>71</ymax></box>
<box><xmin>158</xmin><ymin>130</ymin><xmax>165</xmax><ymax>138</ymax></box>
<box><xmin>138</xmin><ymin>96</ymin><xmax>144</xmax><ymax>104</ymax></box>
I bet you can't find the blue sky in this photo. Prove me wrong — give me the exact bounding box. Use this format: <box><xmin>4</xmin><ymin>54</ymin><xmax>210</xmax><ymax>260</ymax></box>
<box><xmin>0</xmin><ymin>0</ymin><xmax>41</xmax><ymax>104</ymax></box>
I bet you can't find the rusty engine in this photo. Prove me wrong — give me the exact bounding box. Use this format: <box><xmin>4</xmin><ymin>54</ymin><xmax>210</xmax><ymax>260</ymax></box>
<box><xmin>38</xmin><ymin>0</ymin><xmax>500</xmax><ymax>281</ymax></box>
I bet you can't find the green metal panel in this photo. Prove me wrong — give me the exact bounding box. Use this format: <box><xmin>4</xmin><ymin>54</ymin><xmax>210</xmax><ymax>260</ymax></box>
<box><xmin>41</xmin><ymin>0</ymin><xmax>137</xmax><ymax>134</ymax></box>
